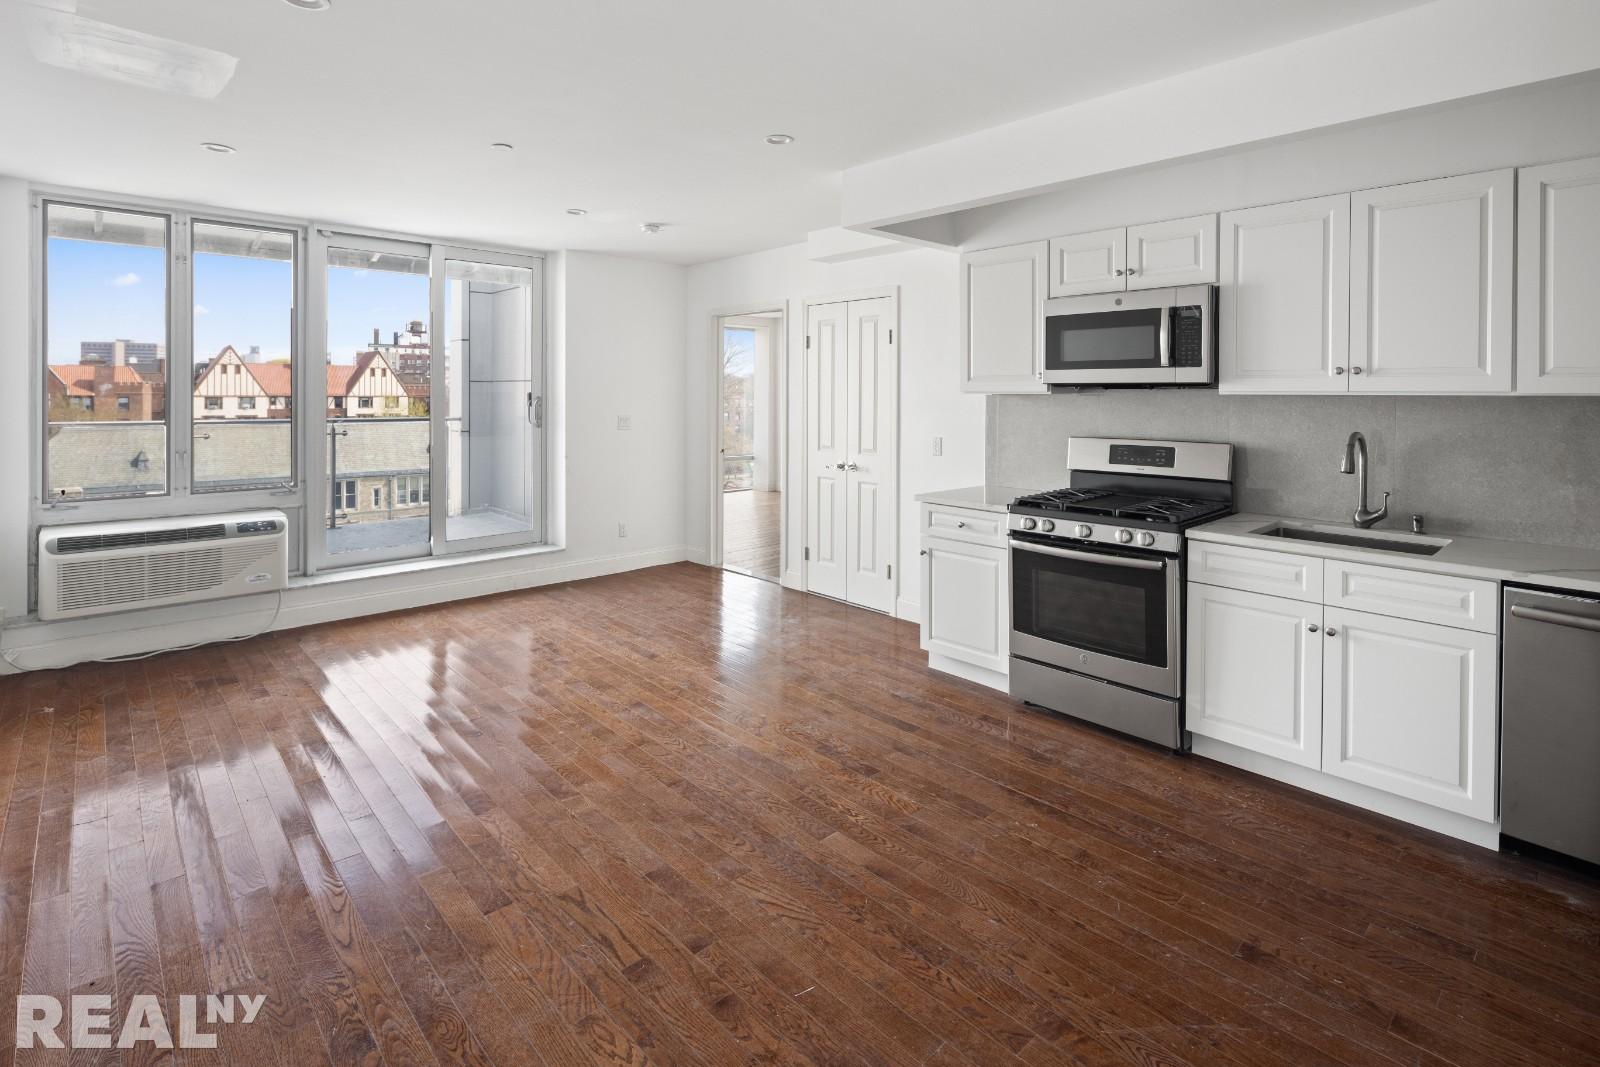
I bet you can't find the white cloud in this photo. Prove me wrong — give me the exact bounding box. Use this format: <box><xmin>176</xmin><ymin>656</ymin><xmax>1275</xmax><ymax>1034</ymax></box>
<box><xmin>194</xmin><ymin>304</ymin><xmax>209</xmax><ymax>316</ymax></box>
<box><xmin>110</xmin><ymin>272</ymin><xmax>140</xmax><ymax>287</ymax></box>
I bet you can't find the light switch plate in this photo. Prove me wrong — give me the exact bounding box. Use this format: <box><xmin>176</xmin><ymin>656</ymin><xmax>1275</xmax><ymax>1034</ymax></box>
<box><xmin>617</xmin><ymin>415</ymin><xmax>631</xmax><ymax>431</ymax></box>
<box><xmin>932</xmin><ymin>436</ymin><xmax>943</xmax><ymax>456</ymax></box>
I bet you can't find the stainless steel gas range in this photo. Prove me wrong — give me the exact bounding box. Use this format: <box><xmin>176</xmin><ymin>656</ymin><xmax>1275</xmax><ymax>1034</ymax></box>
<box><xmin>1007</xmin><ymin>437</ymin><xmax>1235</xmax><ymax>750</ymax></box>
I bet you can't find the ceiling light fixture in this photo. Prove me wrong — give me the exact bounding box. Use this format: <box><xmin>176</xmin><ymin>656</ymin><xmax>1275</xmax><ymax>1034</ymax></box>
<box><xmin>764</xmin><ymin>133</ymin><xmax>795</xmax><ymax>145</ymax></box>
<box><xmin>490</xmin><ymin>142</ymin><xmax>514</xmax><ymax>152</ymax></box>
<box><xmin>25</xmin><ymin>9</ymin><xmax>239</xmax><ymax>99</ymax></box>
<box><xmin>200</xmin><ymin>142</ymin><xmax>236</xmax><ymax>154</ymax></box>
<box><xmin>565</xmin><ymin>208</ymin><xmax>588</xmax><ymax>217</ymax></box>
<box><xmin>281</xmin><ymin>0</ymin><xmax>333</xmax><ymax>10</ymax></box>
<box><xmin>640</xmin><ymin>222</ymin><xmax>663</xmax><ymax>235</ymax></box>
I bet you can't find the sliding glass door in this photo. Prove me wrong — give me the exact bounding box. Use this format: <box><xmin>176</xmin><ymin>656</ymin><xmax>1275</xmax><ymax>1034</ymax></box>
<box><xmin>305</xmin><ymin>230</ymin><xmax>543</xmax><ymax>571</ymax></box>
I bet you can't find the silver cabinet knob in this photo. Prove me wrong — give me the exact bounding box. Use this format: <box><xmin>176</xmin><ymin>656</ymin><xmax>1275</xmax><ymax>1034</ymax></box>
<box><xmin>1126</xmin><ymin>268</ymin><xmax>1137</xmax><ymax>276</ymax></box>
<box><xmin>1350</xmin><ymin>367</ymin><xmax>1363</xmax><ymax>376</ymax></box>
<box><xmin>1334</xmin><ymin>367</ymin><xmax>1347</xmax><ymax>375</ymax></box>
<box><xmin>1114</xmin><ymin>269</ymin><xmax>1126</xmax><ymax>276</ymax></box>
<box><xmin>955</xmin><ymin>520</ymin><xmax>966</xmax><ymax>528</ymax></box>
<box><xmin>1326</xmin><ymin>627</ymin><xmax>1338</xmax><ymax>637</ymax></box>
<box><xmin>1307</xmin><ymin>623</ymin><xmax>1319</xmax><ymax>633</ymax></box>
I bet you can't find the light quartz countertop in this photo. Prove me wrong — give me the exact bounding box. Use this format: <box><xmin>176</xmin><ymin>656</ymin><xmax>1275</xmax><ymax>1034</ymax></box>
<box><xmin>1190</xmin><ymin>513</ymin><xmax>1600</xmax><ymax>597</ymax></box>
<box><xmin>914</xmin><ymin>485</ymin><xmax>1032</xmax><ymax>514</ymax></box>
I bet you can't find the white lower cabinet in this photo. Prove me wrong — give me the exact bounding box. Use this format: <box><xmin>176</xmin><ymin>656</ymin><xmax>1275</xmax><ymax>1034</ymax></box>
<box><xmin>921</xmin><ymin>536</ymin><xmax>1009</xmax><ymax>674</ymax></box>
<box><xmin>1186</xmin><ymin>542</ymin><xmax>1500</xmax><ymax>831</ymax></box>
<box><xmin>1187</xmin><ymin>584</ymin><xmax>1322</xmax><ymax>768</ymax></box>
<box><xmin>1320</xmin><ymin>607</ymin><xmax>1498</xmax><ymax>821</ymax></box>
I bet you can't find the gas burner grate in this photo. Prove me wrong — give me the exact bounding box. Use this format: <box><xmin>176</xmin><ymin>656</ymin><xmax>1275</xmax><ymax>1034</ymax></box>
<box><xmin>1010</xmin><ymin>488</ymin><xmax>1114</xmax><ymax>511</ymax></box>
<box><xmin>1115</xmin><ymin>497</ymin><xmax>1232</xmax><ymax>523</ymax></box>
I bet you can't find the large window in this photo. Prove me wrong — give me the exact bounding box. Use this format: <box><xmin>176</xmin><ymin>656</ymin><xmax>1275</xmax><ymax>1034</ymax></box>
<box><xmin>191</xmin><ymin>221</ymin><xmax>295</xmax><ymax>491</ymax></box>
<box><xmin>43</xmin><ymin>203</ymin><xmax>169</xmax><ymax>499</ymax></box>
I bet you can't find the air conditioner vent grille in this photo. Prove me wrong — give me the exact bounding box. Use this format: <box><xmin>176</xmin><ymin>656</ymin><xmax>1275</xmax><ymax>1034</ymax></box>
<box><xmin>54</xmin><ymin>542</ymin><xmax>275</xmax><ymax>615</ymax></box>
<box><xmin>54</xmin><ymin>524</ymin><xmax>227</xmax><ymax>554</ymax></box>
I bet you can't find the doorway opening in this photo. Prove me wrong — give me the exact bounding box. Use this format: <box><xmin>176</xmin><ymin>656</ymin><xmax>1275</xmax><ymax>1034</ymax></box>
<box><xmin>717</xmin><ymin>311</ymin><xmax>783</xmax><ymax>583</ymax></box>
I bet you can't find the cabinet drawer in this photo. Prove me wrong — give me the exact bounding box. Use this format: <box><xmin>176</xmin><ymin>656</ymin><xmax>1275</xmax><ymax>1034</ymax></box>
<box><xmin>922</xmin><ymin>503</ymin><xmax>1006</xmax><ymax>546</ymax></box>
<box><xmin>1188</xmin><ymin>542</ymin><xmax>1322</xmax><ymax>602</ymax></box>
<box><xmin>1323</xmin><ymin>561</ymin><xmax>1498</xmax><ymax>633</ymax></box>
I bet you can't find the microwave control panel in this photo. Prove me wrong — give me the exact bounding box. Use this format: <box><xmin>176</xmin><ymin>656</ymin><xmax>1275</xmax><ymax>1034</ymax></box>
<box><xmin>1173</xmin><ymin>306</ymin><xmax>1205</xmax><ymax>369</ymax></box>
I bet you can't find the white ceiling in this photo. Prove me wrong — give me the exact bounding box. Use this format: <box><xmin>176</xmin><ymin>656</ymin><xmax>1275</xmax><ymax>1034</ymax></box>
<box><xmin>0</xmin><ymin>0</ymin><xmax>1429</xmax><ymax>265</ymax></box>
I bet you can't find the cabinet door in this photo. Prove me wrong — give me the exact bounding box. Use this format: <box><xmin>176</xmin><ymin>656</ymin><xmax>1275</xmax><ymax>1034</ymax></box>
<box><xmin>1321</xmin><ymin>607</ymin><xmax>1497</xmax><ymax>821</ymax></box>
<box><xmin>1047</xmin><ymin>227</ymin><xmax>1126</xmax><ymax>296</ymax></box>
<box><xmin>961</xmin><ymin>242</ymin><xmax>1048</xmax><ymax>393</ymax></box>
<box><xmin>1127</xmin><ymin>214</ymin><xmax>1217</xmax><ymax>290</ymax></box>
<box><xmin>920</xmin><ymin>538</ymin><xmax>1008</xmax><ymax>673</ymax></box>
<box><xmin>1350</xmin><ymin>169</ymin><xmax>1514</xmax><ymax>393</ymax></box>
<box><xmin>1187</xmin><ymin>584</ymin><xmax>1322</xmax><ymax>767</ymax></box>
<box><xmin>1517</xmin><ymin>155</ymin><xmax>1600</xmax><ymax>394</ymax></box>
<box><xmin>1218</xmin><ymin>195</ymin><xmax>1351</xmax><ymax>393</ymax></box>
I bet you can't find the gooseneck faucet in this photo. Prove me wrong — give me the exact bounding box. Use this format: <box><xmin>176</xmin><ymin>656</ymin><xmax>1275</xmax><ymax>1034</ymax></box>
<box><xmin>1339</xmin><ymin>431</ymin><xmax>1390</xmax><ymax>529</ymax></box>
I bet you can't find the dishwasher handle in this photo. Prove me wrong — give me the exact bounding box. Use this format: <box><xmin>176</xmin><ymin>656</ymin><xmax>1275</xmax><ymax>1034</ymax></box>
<box><xmin>1509</xmin><ymin>603</ymin><xmax>1600</xmax><ymax>633</ymax></box>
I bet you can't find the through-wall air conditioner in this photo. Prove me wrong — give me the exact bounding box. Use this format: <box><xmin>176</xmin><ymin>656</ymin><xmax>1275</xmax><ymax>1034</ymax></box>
<box><xmin>37</xmin><ymin>511</ymin><xmax>288</xmax><ymax>621</ymax></box>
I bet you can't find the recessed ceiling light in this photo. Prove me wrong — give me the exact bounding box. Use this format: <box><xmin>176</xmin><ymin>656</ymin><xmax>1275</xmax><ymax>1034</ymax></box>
<box><xmin>565</xmin><ymin>207</ymin><xmax>588</xmax><ymax>217</ymax></box>
<box><xmin>490</xmin><ymin>142</ymin><xmax>514</xmax><ymax>152</ymax></box>
<box><xmin>282</xmin><ymin>0</ymin><xmax>332</xmax><ymax>10</ymax></box>
<box><xmin>640</xmin><ymin>222</ymin><xmax>663</xmax><ymax>235</ymax></box>
<box><xmin>764</xmin><ymin>133</ymin><xmax>795</xmax><ymax>145</ymax></box>
<box><xmin>200</xmin><ymin>142</ymin><xmax>236</xmax><ymax>154</ymax></box>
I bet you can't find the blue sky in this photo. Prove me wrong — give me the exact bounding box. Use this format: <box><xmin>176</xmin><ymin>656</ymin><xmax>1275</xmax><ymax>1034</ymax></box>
<box><xmin>48</xmin><ymin>237</ymin><xmax>429</xmax><ymax>366</ymax></box>
<box><xmin>723</xmin><ymin>326</ymin><xmax>754</xmax><ymax>377</ymax></box>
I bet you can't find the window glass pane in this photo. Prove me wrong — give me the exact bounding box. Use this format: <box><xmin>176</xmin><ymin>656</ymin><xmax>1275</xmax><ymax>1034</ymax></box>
<box><xmin>325</xmin><ymin>247</ymin><xmax>431</xmax><ymax>557</ymax></box>
<box><xmin>44</xmin><ymin>203</ymin><xmax>168</xmax><ymax>498</ymax></box>
<box><xmin>191</xmin><ymin>221</ymin><xmax>296</xmax><ymax>491</ymax></box>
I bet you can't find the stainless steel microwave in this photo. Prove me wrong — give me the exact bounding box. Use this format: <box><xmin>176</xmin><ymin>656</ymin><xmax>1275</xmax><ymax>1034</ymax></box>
<box><xmin>1041</xmin><ymin>284</ymin><xmax>1216</xmax><ymax>386</ymax></box>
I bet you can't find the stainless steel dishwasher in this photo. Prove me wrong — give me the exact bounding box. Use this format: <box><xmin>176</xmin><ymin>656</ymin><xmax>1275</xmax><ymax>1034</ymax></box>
<box><xmin>1501</xmin><ymin>585</ymin><xmax>1600</xmax><ymax>865</ymax></box>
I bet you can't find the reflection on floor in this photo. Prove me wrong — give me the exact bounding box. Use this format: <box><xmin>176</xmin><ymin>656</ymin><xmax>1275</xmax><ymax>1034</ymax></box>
<box><xmin>328</xmin><ymin>515</ymin><xmax>429</xmax><ymax>554</ymax></box>
<box><xmin>723</xmin><ymin>489</ymin><xmax>779</xmax><ymax>581</ymax></box>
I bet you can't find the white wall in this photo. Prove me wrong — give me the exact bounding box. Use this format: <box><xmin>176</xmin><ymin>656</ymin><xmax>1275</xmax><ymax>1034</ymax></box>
<box><xmin>685</xmin><ymin>243</ymin><xmax>984</xmax><ymax>619</ymax></box>
<box><xmin>0</xmin><ymin>223</ymin><xmax>690</xmax><ymax>670</ymax></box>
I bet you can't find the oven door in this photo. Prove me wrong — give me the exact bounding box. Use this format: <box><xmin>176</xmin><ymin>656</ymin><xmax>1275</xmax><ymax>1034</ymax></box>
<box><xmin>1042</xmin><ymin>289</ymin><xmax>1175</xmax><ymax>385</ymax></box>
<box><xmin>1010</xmin><ymin>534</ymin><xmax>1180</xmax><ymax>696</ymax></box>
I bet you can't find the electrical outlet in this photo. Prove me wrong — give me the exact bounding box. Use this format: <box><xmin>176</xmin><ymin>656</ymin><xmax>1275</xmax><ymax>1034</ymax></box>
<box><xmin>932</xmin><ymin>436</ymin><xmax>943</xmax><ymax>457</ymax></box>
<box><xmin>616</xmin><ymin>415</ymin><xmax>631</xmax><ymax>431</ymax></box>
<box><xmin>617</xmin><ymin>522</ymin><xmax>628</xmax><ymax>538</ymax></box>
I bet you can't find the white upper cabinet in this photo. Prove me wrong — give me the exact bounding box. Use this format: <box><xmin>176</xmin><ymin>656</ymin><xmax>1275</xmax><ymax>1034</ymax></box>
<box><xmin>1047</xmin><ymin>227</ymin><xmax>1125</xmax><ymax>297</ymax></box>
<box><xmin>1219</xmin><ymin>195</ymin><xmax>1351</xmax><ymax>394</ymax></box>
<box><xmin>1048</xmin><ymin>215</ymin><xmax>1217</xmax><ymax>297</ymax></box>
<box><xmin>1126</xmin><ymin>214</ymin><xmax>1217</xmax><ymax>290</ymax></box>
<box><xmin>1321</xmin><ymin>607</ymin><xmax>1498</xmax><ymax>821</ymax></box>
<box><xmin>961</xmin><ymin>241</ymin><xmax>1048</xmax><ymax>393</ymax></box>
<box><xmin>1517</xmin><ymin>155</ymin><xmax>1600</xmax><ymax>394</ymax></box>
<box><xmin>1349</xmin><ymin>169</ymin><xmax>1514</xmax><ymax>393</ymax></box>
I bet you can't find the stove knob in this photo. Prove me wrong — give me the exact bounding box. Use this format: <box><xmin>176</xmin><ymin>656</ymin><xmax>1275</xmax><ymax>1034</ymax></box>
<box><xmin>1074</xmin><ymin>523</ymin><xmax>1093</xmax><ymax>538</ymax></box>
<box><xmin>1116</xmin><ymin>528</ymin><xmax>1134</xmax><ymax>544</ymax></box>
<box><xmin>1039</xmin><ymin>519</ymin><xmax>1055</xmax><ymax>533</ymax></box>
<box><xmin>1137</xmin><ymin>531</ymin><xmax>1156</xmax><ymax>547</ymax></box>
<box><xmin>1021</xmin><ymin>517</ymin><xmax>1038</xmax><ymax>531</ymax></box>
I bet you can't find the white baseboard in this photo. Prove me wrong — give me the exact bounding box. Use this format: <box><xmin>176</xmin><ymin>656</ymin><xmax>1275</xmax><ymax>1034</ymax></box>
<box><xmin>1</xmin><ymin>544</ymin><xmax>692</xmax><ymax>674</ymax></box>
<box><xmin>894</xmin><ymin>596</ymin><xmax>920</xmax><ymax>623</ymax></box>
<box><xmin>1190</xmin><ymin>735</ymin><xmax>1500</xmax><ymax>850</ymax></box>
<box><xmin>927</xmin><ymin>652</ymin><xmax>1009</xmax><ymax>692</ymax></box>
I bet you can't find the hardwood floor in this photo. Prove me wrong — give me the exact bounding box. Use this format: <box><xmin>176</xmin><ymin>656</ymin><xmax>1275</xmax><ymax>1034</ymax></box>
<box><xmin>2</xmin><ymin>562</ymin><xmax>1599</xmax><ymax>1067</ymax></box>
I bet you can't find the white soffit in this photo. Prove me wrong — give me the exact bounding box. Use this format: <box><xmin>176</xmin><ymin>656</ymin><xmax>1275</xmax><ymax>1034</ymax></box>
<box><xmin>841</xmin><ymin>0</ymin><xmax>1600</xmax><ymax>235</ymax></box>
<box><xmin>25</xmin><ymin>5</ymin><xmax>237</xmax><ymax>99</ymax></box>
<box><xmin>805</xmin><ymin>227</ymin><xmax>908</xmax><ymax>264</ymax></box>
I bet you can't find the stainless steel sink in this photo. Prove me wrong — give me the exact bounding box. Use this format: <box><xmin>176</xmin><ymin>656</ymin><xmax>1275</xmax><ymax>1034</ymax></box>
<box><xmin>1253</xmin><ymin>523</ymin><xmax>1451</xmax><ymax>557</ymax></box>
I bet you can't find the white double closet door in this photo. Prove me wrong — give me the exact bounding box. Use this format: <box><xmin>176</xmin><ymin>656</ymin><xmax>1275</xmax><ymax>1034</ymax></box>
<box><xmin>806</xmin><ymin>295</ymin><xmax>898</xmax><ymax>614</ymax></box>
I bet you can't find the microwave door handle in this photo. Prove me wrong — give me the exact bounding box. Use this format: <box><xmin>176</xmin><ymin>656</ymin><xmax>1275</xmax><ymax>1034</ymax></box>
<box><xmin>1011</xmin><ymin>540</ymin><xmax>1165</xmax><ymax>571</ymax></box>
<box><xmin>1158</xmin><ymin>307</ymin><xmax>1172</xmax><ymax>367</ymax></box>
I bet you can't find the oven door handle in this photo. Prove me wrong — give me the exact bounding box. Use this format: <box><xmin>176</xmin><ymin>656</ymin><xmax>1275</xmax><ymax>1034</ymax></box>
<box><xmin>1011</xmin><ymin>540</ymin><xmax>1166</xmax><ymax>571</ymax></box>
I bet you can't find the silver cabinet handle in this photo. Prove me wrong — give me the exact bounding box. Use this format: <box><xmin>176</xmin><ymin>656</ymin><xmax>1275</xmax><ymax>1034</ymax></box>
<box><xmin>1509</xmin><ymin>604</ymin><xmax>1600</xmax><ymax>633</ymax></box>
<box><xmin>1334</xmin><ymin>367</ymin><xmax>1347</xmax><ymax>376</ymax></box>
<box><xmin>1325</xmin><ymin>627</ymin><xmax>1338</xmax><ymax>637</ymax></box>
<box><xmin>1307</xmin><ymin>623</ymin><xmax>1319</xmax><ymax>633</ymax></box>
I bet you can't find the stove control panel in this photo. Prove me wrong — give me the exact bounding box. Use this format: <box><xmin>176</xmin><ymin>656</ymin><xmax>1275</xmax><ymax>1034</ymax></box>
<box><xmin>1007</xmin><ymin>514</ymin><xmax>1182</xmax><ymax>555</ymax></box>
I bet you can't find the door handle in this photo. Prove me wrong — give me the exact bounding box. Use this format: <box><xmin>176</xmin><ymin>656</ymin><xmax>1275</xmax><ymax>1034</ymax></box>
<box><xmin>1510</xmin><ymin>604</ymin><xmax>1600</xmax><ymax>633</ymax></box>
<box><xmin>833</xmin><ymin>462</ymin><xmax>846</xmax><ymax>470</ymax></box>
<box><xmin>845</xmin><ymin>462</ymin><xmax>859</xmax><ymax>472</ymax></box>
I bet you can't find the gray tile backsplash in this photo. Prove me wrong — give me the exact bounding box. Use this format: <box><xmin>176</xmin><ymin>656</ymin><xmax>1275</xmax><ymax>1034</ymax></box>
<box><xmin>987</xmin><ymin>392</ymin><xmax>1600</xmax><ymax>550</ymax></box>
